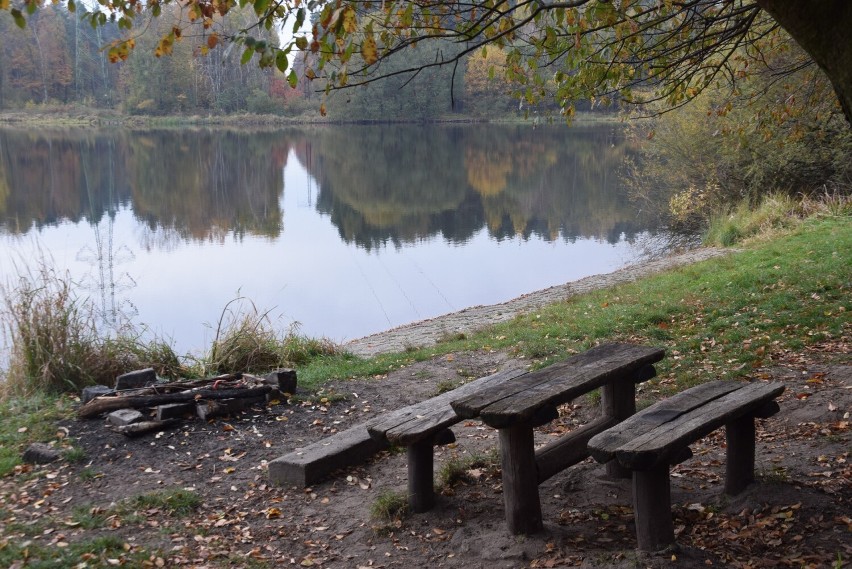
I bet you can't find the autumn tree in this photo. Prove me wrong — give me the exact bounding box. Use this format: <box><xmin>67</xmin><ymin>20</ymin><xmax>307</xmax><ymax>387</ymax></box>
<box><xmin>464</xmin><ymin>46</ymin><xmax>516</xmax><ymax>116</ymax></box>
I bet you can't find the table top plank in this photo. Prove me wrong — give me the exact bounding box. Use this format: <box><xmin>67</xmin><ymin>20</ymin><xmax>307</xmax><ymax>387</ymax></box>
<box><xmin>367</xmin><ymin>367</ymin><xmax>526</xmax><ymax>444</ymax></box>
<box><xmin>451</xmin><ymin>343</ymin><xmax>664</xmax><ymax>428</ymax></box>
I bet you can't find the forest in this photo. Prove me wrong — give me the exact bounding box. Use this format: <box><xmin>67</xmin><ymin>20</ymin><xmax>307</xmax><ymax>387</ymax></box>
<box><xmin>0</xmin><ymin>3</ymin><xmax>532</xmax><ymax>119</ymax></box>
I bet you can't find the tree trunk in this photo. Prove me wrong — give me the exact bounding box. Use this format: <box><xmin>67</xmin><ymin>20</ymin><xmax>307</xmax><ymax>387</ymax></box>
<box><xmin>756</xmin><ymin>0</ymin><xmax>852</xmax><ymax>125</ymax></box>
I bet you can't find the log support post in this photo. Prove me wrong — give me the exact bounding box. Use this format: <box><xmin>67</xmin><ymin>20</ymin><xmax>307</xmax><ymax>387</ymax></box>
<box><xmin>407</xmin><ymin>439</ymin><xmax>434</xmax><ymax>513</ymax></box>
<box><xmin>601</xmin><ymin>379</ymin><xmax>636</xmax><ymax>479</ymax></box>
<box><xmin>632</xmin><ymin>462</ymin><xmax>674</xmax><ymax>551</ymax></box>
<box><xmin>498</xmin><ymin>423</ymin><xmax>543</xmax><ymax>535</ymax></box>
<box><xmin>724</xmin><ymin>414</ymin><xmax>756</xmax><ymax>495</ymax></box>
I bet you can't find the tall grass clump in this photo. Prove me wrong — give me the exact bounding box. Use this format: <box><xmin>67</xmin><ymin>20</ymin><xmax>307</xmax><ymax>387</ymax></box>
<box><xmin>203</xmin><ymin>298</ymin><xmax>339</xmax><ymax>375</ymax></box>
<box><xmin>705</xmin><ymin>190</ymin><xmax>851</xmax><ymax>247</ymax></box>
<box><xmin>1</xmin><ymin>261</ymin><xmax>185</xmax><ymax>398</ymax></box>
<box><xmin>1</xmin><ymin>264</ymin><xmax>101</xmax><ymax>397</ymax></box>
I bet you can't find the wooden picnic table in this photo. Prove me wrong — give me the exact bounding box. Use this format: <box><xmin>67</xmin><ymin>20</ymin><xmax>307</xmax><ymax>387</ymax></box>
<box><xmin>450</xmin><ymin>342</ymin><xmax>665</xmax><ymax>534</ymax></box>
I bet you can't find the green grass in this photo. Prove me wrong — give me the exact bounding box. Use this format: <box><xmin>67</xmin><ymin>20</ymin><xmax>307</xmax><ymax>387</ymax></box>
<box><xmin>0</xmin><ymin>534</ymin><xmax>155</xmax><ymax>569</ymax></box>
<box><xmin>369</xmin><ymin>489</ymin><xmax>408</xmax><ymax>522</ymax></box>
<box><xmin>438</xmin><ymin>450</ymin><xmax>500</xmax><ymax>488</ymax></box>
<box><xmin>0</xmin><ymin>394</ymin><xmax>75</xmax><ymax>476</ymax></box>
<box><xmin>125</xmin><ymin>488</ymin><xmax>203</xmax><ymax>517</ymax></box>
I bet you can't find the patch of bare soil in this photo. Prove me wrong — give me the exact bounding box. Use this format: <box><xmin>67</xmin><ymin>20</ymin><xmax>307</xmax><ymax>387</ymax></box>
<box><xmin>4</xmin><ymin>345</ymin><xmax>850</xmax><ymax>568</ymax></box>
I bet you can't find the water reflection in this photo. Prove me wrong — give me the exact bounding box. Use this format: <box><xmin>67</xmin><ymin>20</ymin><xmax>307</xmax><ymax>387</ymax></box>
<box><xmin>0</xmin><ymin>124</ymin><xmax>675</xmax><ymax>350</ymax></box>
<box><xmin>302</xmin><ymin>125</ymin><xmax>655</xmax><ymax>249</ymax></box>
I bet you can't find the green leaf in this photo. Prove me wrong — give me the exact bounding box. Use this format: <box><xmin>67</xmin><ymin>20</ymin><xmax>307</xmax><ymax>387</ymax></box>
<box><xmin>11</xmin><ymin>8</ymin><xmax>25</xmax><ymax>28</ymax></box>
<box><xmin>295</xmin><ymin>36</ymin><xmax>308</xmax><ymax>50</ymax></box>
<box><xmin>67</xmin><ymin>0</ymin><xmax>76</xmax><ymax>13</ymax></box>
<box><xmin>241</xmin><ymin>47</ymin><xmax>255</xmax><ymax>65</ymax></box>
<box><xmin>287</xmin><ymin>69</ymin><xmax>298</xmax><ymax>89</ymax></box>
<box><xmin>276</xmin><ymin>51</ymin><xmax>289</xmax><ymax>73</ymax></box>
<box><xmin>253</xmin><ymin>0</ymin><xmax>270</xmax><ymax>16</ymax></box>
<box><xmin>294</xmin><ymin>7</ymin><xmax>305</xmax><ymax>34</ymax></box>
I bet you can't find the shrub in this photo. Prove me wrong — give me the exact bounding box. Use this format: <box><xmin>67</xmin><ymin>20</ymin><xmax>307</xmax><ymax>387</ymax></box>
<box><xmin>203</xmin><ymin>298</ymin><xmax>339</xmax><ymax>375</ymax></box>
<box><xmin>625</xmin><ymin>35</ymin><xmax>852</xmax><ymax>229</ymax></box>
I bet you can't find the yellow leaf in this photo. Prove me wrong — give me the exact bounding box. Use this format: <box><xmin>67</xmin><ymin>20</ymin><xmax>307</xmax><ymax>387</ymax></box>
<box><xmin>361</xmin><ymin>35</ymin><xmax>377</xmax><ymax>65</ymax></box>
<box><xmin>342</xmin><ymin>6</ymin><xmax>357</xmax><ymax>33</ymax></box>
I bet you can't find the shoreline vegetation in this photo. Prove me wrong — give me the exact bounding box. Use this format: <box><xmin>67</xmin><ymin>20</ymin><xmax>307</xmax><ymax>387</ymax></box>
<box><xmin>0</xmin><ymin>105</ymin><xmax>619</xmax><ymax>129</ymax></box>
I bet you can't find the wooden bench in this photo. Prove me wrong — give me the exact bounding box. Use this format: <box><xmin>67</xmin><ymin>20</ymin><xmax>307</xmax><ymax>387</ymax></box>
<box><xmin>587</xmin><ymin>380</ymin><xmax>785</xmax><ymax>551</ymax></box>
<box><xmin>367</xmin><ymin>367</ymin><xmax>528</xmax><ymax>512</ymax></box>
<box><xmin>447</xmin><ymin>342</ymin><xmax>665</xmax><ymax>534</ymax></box>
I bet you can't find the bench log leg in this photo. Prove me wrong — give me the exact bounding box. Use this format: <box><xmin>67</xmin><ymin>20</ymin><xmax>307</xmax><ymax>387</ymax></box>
<box><xmin>724</xmin><ymin>415</ymin><xmax>755</xmax><ymax>495</ymax></box>
<box><xmin>407</xmin><ymin>440</ymin><xmax>434</xmax><ymax>513</ymax></box>
<box><xmin>632</xmin><ymin>463</ymin><xmax>674</xmax><ymax>551</ymax></box>
<box><xmin>601</xmin><ymin>381</ymin><xmax>636</xmax><ymax>479</ymax></box>
<box><xmin>498</xmin><ymin>424</ymin><xmax>543</xmax><ymax>535</ymax></box>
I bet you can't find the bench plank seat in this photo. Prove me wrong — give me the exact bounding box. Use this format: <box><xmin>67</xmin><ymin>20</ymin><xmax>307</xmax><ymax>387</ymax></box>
<box><xmin>587</xmin><ymin>380</ymin><xmax>742</xmax><ymax>464</ymax></box>
<box><xmin>367</xmin><ymin>368</ymin><xmax>526</xmax><ymax>445</ymax></box>
<box><xmin>591</xmin><ymin>381</ymin><xmax>784</xmax><ymax>470</ymax></box>
<box><xmin>451</xmin><ymin>343</ymin><xmax>664</xmax><ymax>429</ymax></box>
<box><xmin>365</xmin><ymin>367</ymin><xmax>526</xmax><ymax>513</ymax></box>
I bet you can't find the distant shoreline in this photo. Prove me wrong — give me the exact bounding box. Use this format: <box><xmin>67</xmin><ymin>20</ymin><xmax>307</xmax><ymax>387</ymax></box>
<box><xmin>0</xmin><ymin>107</ymin><xmax>621</xmax><ymax>129</ymax></box>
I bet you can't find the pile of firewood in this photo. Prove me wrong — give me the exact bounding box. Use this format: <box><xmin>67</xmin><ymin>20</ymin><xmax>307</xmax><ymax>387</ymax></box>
<box><xmin>78</xmin><ymin>368</ymin><xmax>296</xmax><ymax>437</ymax></box>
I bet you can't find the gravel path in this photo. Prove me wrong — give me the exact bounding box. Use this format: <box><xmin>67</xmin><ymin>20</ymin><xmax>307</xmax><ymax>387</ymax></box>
<box><xmin>345</xmin><ymin>247</ymin><xmax>731</xmax><ymax>357</ymax></box>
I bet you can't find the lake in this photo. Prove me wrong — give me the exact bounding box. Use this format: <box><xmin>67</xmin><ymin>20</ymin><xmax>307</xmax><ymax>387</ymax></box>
<box><xmin>0</xmin><ymin>123</ymin><xmax>685</xmax><ymax>356</ymax></box>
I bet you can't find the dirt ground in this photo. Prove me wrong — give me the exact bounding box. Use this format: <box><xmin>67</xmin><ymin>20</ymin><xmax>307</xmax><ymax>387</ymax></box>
<box><xmin>4</xmin><ymin>342</ymin><xmax>851</xmax><ymax>568</ymax></box>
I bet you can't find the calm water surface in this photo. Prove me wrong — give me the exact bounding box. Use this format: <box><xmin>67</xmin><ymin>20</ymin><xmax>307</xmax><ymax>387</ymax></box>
<box><xmin>0</xmin><ymin>124</ymin><xmax>682</xmax><ymax>355</ymax></box>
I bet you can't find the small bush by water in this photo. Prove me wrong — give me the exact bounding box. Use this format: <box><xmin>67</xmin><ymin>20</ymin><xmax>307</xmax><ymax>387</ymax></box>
<box><xmin>201</xmin><ymin>298</ymin><xmax>340</xmax><ymax>376</ymax></box>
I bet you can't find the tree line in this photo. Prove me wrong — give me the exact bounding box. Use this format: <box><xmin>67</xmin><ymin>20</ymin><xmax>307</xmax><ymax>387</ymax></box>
<box><xmin>0</xmin><ymin>4</ymin><xmax>539</xmax><ymax>119</ymax></box>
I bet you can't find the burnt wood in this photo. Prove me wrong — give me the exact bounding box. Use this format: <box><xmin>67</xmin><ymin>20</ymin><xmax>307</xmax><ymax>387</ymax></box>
<box><xmin>78</xmin><ymin>385</ymin><xmax>273</xmax><ymax>419</ymax></box>
<box><xmin>196</xmin><ymin>396</ymin><xmax>267</xmax><ymax>421</ymax></box>
<box><xmin>115</xmin><ymin>419</ymin><xmax>181</xmax><ymax>438</ymax></box>
<box><xmin>451</xmin><ymin>343</ymin><xmax>664</xmax><ymax>428</ymax></box>
<box><xmin>367</xmin><ymin>368</ymin><xmax>526</xmax><ymax>445</ymax></box>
